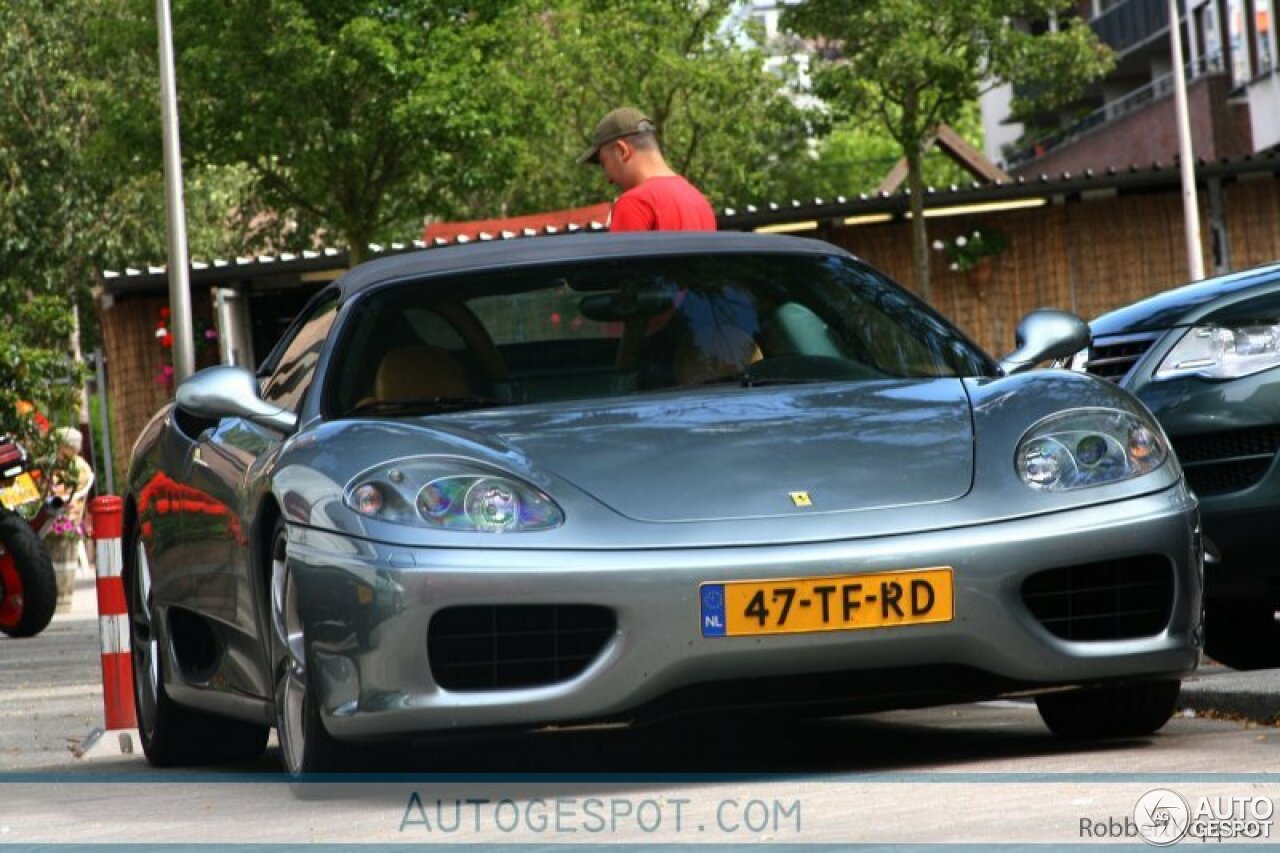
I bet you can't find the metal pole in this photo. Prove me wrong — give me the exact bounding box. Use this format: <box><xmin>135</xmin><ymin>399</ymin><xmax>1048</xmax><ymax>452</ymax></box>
<box><xmin>1169</xmin><ymin>0</ymin><xmax>1206</xmax><ymax>281</ymax></box>
<box><xmin>93</xmin><ymin>349</ymin><xmax>115</xmax><ymax>496</ymax></box>
<box><xmin>156</xmin><ymin>0</ymin><xmax>195</xmax><ymax>382</ymax></box>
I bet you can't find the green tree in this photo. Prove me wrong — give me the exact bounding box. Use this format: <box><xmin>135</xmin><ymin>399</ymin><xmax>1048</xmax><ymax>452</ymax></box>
<box><xmin>144</xmin><ymin>0</ymin><xmax>820</xmax><ymax>237</ymax></box>
<box><xmin>116</xmin><ymin>0</ymin><xmax>526</xmax><ymax>263</ymax></box>
<box><xmin>0</xmin><ymin>0</ymin><xmax>115</xmax><ymax>452</ymax></box>
<box><xmin>782</xmin><ymin>100</ymin><xmax>988</xmax><ymax>201</ymax></box>
<box><xmin>444</xmin><ymin>0</ymin><xmax>821</xmax><ymax>218</ymax></box>
<box><xmin>0</xmin><ymin>298</ymin><xmax>85</xmax><ymax>471</ymax></box>
<box><xmin>784</xmin><ymin>0</ymin><xmax>1113</xmax><ymax>301</ymax></box>
<box><xmin>0</xmin><ymin>0</ymin><xmax>260</xmax><ymax>470</ymax></box>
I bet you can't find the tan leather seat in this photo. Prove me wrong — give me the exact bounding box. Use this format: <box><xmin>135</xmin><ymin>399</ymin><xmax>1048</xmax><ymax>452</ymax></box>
<box><xmin>673</xmin><ymin>326</ymin><xmax>763</xmax><ymax>385</ymax></box>
<box><xmin>375</xmin><ymin>344</ymin><xmax>471</xmax><ymax>400</ymax></box>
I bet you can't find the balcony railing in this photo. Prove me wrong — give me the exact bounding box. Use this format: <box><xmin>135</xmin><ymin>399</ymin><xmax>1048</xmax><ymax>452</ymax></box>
<box><xmin>1004</xmin><ymin>52</ymin><xmax>1225</xmax><ymax>170</ymax></box>
<box><xmin>1090</xmin><ymin>0</ymin><xmax>1169</xmax><ymax>55</ymax></box>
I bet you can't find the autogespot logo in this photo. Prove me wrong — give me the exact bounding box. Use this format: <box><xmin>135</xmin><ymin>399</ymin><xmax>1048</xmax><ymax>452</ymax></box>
<box><xmin>1133</xmin><ymin>788</ymin><xmax>1191</xmax><ymax>846</ymax></box>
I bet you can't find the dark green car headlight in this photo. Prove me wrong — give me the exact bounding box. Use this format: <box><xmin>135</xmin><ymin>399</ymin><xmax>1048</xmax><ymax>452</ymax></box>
<box><xmin>1015</xmin><ymin>409</ymin><xmax>1167</xmax><ymax>492</ymax></box>
<box><xmin>1155</xmin><ymin>324</ymin><xmax>1280</xmax><ymax>380</ymax></box>
<box><xmin>345</xmin><ymin>458</ymin><xmax>564</xmax><ymax>532</ymax></box>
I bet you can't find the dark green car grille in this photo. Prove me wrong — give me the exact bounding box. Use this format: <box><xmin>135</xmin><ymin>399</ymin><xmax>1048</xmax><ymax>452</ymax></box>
<box><xmin>1084</xmin><ymin>336</ymin><xmax>1159</xmax><ymax>382</ymax></box>
<box><xmin>428</xmin><ymin>605</ymin><xmax>615</xmax><ymax>692</ymax></box>
<box><xmin>1172</xmin><ymin>426</ymin><xmax>1280</xmax><ymax>496</ymax></box>
<box><xmin>1021</xmin><ymin>556</ymin><xmax>1174</xmax><ymax>641</ymax></box>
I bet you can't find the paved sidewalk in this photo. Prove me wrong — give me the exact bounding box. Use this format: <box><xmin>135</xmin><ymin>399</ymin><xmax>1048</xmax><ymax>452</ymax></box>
<box><xmin>1180</xmin><ymin>662</ymin><xmax>1280</xmax><ymax>724</ymax></box>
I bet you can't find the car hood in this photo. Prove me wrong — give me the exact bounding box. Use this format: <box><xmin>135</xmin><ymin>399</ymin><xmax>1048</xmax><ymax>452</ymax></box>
<box><xmin>436</xmin><ymin>379</ymin><xmax>974</xmax><ymax>522</ymax></box>
<box><xmin>1091</xmin><ymin>263</ymin><xmax>1280</xmax><ymax>336</ymax></box>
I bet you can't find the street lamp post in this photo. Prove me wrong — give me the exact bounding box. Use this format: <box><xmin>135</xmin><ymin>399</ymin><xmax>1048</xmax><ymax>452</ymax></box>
<box><xmin>1169</xmin><ymin>0</ymin><xmax>1206</xmax><ymax>281</ymax></box>
<box><xmin>156</xmin><ymin>0</ymin><xmax>195</xmax><ymax>382</ymax></box>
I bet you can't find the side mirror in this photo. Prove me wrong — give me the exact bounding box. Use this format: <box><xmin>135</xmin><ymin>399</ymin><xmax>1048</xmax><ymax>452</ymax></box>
<box><xmin>998</xmin><ymin>309</ymin><xmax>1090</xmax><ymax>376</ymax></box>
<box><xmin>175</xmin><ymin>365</ymin><xmax>298</xmax><ymax>433</ymax></box>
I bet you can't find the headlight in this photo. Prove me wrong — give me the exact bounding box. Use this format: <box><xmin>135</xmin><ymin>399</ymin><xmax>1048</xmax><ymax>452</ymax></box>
<box><xmin>1015</xmin><ymin>408</ymin><xmax>1167</xmax><ymax>492</ymax></box>
<box><xmin>344</xmin><ymin>459</ymin><xmax>564</xmax><ymax>532</ymax></box>
<box><xmin>1155</xmin><ymin>323</ymin><xmax>1280</xmax><ymax>380</ymax></box>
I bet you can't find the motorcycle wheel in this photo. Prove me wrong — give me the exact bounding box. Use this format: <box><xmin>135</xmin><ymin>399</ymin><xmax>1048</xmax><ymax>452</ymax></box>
<box><xmin>0</xmin><ymin>506</ymin><xmax>57</xmax><ymax>638</ymax></box>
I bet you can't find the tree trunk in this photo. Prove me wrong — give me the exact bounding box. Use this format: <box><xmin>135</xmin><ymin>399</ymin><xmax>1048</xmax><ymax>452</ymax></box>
<box><xmin>347</xmin><ymin>223</ymin><xmax>369</xmax><ymax>266</ymax></box>
<box><xmin>906</xmin><ymin>144</ymin><xmax>930</xmax><ymax>303</ymax></box>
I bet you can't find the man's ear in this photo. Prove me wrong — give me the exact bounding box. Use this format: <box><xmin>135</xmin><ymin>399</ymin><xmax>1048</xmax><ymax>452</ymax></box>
<box><xmin>613</xmin><ymin>138</ymin><xmax>634</xmax><ymax>162</ymax></box>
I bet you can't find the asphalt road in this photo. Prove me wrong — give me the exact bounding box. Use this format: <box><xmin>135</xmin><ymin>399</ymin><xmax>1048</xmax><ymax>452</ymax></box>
<box><xmin>4</xmin><ymin>577</ymin><xmax>1280</xmax><ymax>845</ymax></box>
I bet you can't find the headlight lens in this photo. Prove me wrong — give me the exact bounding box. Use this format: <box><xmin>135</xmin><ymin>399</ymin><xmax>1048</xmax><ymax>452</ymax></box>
<box><xmin>344</xmin><ymin>459</ymin><xmax>563</xmax><ymax>532</ymax></box>
<box><xmin>1015</xmin><ymin>408</ymin><xmax>1168</xmax><ymax>492</ymax></box>
<box><xmin>1155</xmin><ymin>324</ymin><xmax>1280</xmax><ymax>380</ymax></box>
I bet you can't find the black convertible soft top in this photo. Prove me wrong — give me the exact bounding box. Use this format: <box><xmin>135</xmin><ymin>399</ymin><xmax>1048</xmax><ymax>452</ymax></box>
<box><xmin>332</xmin><ymin>231</ymin><xmax>854</xmax><ymax>298</ymax></box>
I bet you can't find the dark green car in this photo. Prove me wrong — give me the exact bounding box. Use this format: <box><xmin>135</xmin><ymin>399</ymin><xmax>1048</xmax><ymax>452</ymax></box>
<box><xmin>1078</xmin><ymin>260</ymin><xmax>1280</xmax><ymax>669</ymax></box>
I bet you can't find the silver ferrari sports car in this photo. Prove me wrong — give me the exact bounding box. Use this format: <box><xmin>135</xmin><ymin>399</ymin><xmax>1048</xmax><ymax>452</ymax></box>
<box><xmin>124</xmin><ymin>232</ymin><xmax>1201</xmax><ymax>776</ymax></box>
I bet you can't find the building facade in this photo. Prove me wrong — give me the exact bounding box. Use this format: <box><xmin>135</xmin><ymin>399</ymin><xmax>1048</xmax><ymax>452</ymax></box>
<box><xmin>983</xmin><ymin>0</ymin><xmax>1278</xmax><ymax>176</ymax></box>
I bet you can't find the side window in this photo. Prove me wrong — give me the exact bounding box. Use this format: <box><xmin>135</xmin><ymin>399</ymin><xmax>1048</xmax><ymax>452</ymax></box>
<box><xmin>260</xmin><ymin>296</ymin><xmax>339</xmax><ymax>412</ymax></box>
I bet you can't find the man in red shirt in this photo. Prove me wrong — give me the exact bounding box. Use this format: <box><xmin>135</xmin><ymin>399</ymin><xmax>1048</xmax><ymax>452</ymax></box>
<box><xmin>577</xmin><ymin>108</ymin><xmax>717</xmax><ymax>232</ymax></box>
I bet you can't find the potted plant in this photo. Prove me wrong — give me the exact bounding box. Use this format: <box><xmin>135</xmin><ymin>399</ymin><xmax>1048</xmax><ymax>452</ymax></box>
<box><xmin>44</xmin><ymin>512</ymin><xmax>84</xmax><ymax>613</ymax></box>
<box><xmin>932</xmin><ymin>229</ymin><xmax>1008</xmax><ymax>296</ymax></box>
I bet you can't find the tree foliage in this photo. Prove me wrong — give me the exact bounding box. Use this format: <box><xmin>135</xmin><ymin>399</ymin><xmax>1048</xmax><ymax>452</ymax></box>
<box><xmin>445</xmin><ymin>0</ymin><xmax>821</xmax><ymax>218</ymax></box>
<box><xmin>0</xmin><ymin>0</ymin><xmax>107</xmax><ymax>452</ymax></box>
<box><xmin>784</xmin><ymin>0</ymin><xmax>1114</xmax><ymax>301</ymax></box>
<box><xmin>120</xmin><ymin>0</ymin><xmax>819</xmax><ymax>248</ymax></box>
<box><xmin>114</xmin><ymin>0</ymin><xmax>524</xmax><ymax>262</ymax></box>
<box><xmin>782</xmin><ymin>100</ymin><xmax>987</xmax><ymax>201</ymax></box>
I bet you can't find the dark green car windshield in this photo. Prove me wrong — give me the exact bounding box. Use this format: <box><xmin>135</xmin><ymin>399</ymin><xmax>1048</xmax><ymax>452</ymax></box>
<box><xmin>326</xmin><ymin>252</ymin><xmax>997</xmax><ymax>415</ymax></box>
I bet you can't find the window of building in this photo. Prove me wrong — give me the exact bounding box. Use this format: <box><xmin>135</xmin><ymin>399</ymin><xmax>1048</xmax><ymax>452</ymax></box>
<box><xmin>1229</xmin><ymin>0</ymin><xmax>1255</xmax><ymax>84</ymax></box>
<box><xmin>1256</xmin><ymin>0</ymin><xmax>1274</xmax><ymax>73</ymax></box>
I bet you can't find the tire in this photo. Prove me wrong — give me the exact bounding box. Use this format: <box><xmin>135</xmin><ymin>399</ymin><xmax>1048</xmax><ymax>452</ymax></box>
<box><xmin>1203</xmin><ymin>603</ymin><xmax>1280</xmax><ymax>671</ymax></box>
<box><xmin>270</xmin><ymin>518</ymin><xmax>349</xmax><ymax>780</ymax></box>
<box><xmin>0</xmin><ymin>506</ymin><xmax>57</xmax><ymax>638</ymax></box>
<box><xmin>126</xmin><ymin>518</ymin><xmax>269</xmax><ymax>766</ymax></box>
<box><xmin>1035</xmin><ymin>679</ymin><xmax>1181</xmax><ymax>739</ymax></box>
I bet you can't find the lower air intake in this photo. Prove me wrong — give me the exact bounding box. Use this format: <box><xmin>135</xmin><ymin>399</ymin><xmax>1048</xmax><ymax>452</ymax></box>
<box><xmin>1021</xmin><ymin>556</ymin><xmax>1174</xmax><ymax>641</ymax></box>
<box><xmin>428</xmin><ymin>604</ymin><xmax>615</xmax><ymax>691</ymax></box>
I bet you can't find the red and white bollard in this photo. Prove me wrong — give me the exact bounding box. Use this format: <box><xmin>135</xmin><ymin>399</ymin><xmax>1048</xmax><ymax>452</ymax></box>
<box><xmin>74</xmin><ymin>495</ymin><xmax>138</xmax><ymax>758</ymax></box>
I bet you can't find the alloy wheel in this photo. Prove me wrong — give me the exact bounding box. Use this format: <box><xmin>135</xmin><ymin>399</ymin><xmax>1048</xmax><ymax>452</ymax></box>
<box><xmin>272</xmin><ymin>531</ymin><xmax>308</xmax><ymax>776</ymax></box>
<box><xmin>131</xmin><ymin>536</ymin><xmax>160</xmax><ymax>736</ymax></box>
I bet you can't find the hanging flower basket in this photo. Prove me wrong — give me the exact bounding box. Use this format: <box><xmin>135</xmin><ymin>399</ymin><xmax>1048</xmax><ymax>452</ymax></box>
<box><xmin>932</xmin><ymin>229</ymin><xmax>1008</xmax><ymax>298</ymax></box>
<box><xmin>966</xmin><ymin>257</ymin><xmax>995</xmax><ymax>296</ymax></box>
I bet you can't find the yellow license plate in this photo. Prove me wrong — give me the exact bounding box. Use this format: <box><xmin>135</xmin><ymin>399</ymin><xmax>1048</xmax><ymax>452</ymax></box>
<box><xmin>700</xmin><ymin>568</ymin><xmax>953</xmax><ymax>637</ymax></box>
<box><xmin>0</xmin><ymin>472</ymin><xmax>40</xmax><ymax>508</ymax></box>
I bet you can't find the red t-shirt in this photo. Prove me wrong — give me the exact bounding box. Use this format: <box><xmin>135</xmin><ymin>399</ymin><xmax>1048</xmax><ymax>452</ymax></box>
<box><xmin>609</xmin><ymin>176</ymin><xmax>716</xmax><ymax>232</ymax></box>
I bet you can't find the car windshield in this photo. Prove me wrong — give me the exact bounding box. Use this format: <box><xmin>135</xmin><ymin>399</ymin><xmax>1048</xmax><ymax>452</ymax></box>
<box><xmin>325</xmin><ymin>252</ymin><xmax>997</xmax><ymax>415</ymax></box>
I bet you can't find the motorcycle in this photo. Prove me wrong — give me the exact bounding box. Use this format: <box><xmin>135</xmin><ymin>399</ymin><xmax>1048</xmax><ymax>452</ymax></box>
<box><xmin>0</xmin><ymin>435</ymin><xmax>60</xmax><ymax>637</ymax></box>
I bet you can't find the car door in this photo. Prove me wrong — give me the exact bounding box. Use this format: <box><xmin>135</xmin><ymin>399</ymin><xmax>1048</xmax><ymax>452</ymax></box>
<box><xmin>181</xmin><ymin>292</ymin><xmax>340</xmax><ymax>694</ymax></box>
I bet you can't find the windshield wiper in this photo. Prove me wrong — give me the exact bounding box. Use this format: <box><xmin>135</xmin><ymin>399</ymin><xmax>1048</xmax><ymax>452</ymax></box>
<box><xmin>347</xmin><ymin>396</ymin><xmax>501</xmax><ymax>416</ymax></box>
<box><xmin>742</xmin><ymin>375</ymin><xmax>833</xmax><ymax>387</ymax></box>
<box><xmin>692</xmin><ymin>373</ymin><xmax>832</xmax><ymax>389</ymax></box>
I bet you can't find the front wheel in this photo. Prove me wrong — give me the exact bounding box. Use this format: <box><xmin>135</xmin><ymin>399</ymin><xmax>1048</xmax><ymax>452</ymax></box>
<box><xmin>1203</xmin><ymin>603</ymin><xmax>1280</xmax><ymax>671</ymax></box>
<box><xmin>0</xmin><ymin>506</ymin><xmax>56</xmax><ymax>638</ymax></box>
<box><xmin>271</xmin><ymin>519</ymin><xmax>348</xmax><ymax>779</ymax></box>
<box><xmin>1036</xmin><ymin>679</ymin><xmax>1181</xmax><ymax>739</ymax></box>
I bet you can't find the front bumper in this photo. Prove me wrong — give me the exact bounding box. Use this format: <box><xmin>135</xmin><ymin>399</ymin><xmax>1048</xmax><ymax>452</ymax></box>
<box><xmin>1123</xmin><ymin>367</ymin><xmax>1280</xmax><ymax>583</ymax></box>
<box><xmin>289</xmin><ymin>486</ymin><xmax>1202</xmax><ymax>740</ymax></box>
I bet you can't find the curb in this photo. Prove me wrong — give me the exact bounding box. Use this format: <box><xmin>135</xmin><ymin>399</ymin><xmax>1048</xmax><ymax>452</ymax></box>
<box><xmin>1179</xmin><ymin>665</ymin><xmax>1280</xmax><ymax>724</ymax></box>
